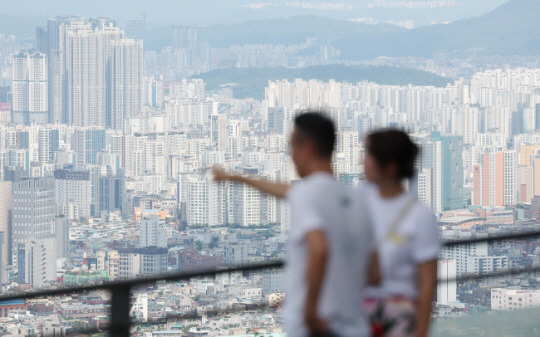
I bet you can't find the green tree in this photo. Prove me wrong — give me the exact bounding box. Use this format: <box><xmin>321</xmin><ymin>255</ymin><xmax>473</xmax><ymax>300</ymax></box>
<box><xmin>71</xmin><ymin>321</ymin><xmax>86</xmax><ymax>332</ymax></box>
<box><xmin>209</xmin><ymin>237</ymin><xmax>219</xmax><ymax>249</ymax></box>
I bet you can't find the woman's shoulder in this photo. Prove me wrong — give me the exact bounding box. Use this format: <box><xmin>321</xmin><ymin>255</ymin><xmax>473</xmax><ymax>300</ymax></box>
<box><xmin>407</xmin><ymin>200</ymin><xmax>441</xmax><ymax>245</ymax></box>
<box><xmin>408</xmin><ymin>198</ymin><xmax>438</xmax><ymax>227</ymax></box>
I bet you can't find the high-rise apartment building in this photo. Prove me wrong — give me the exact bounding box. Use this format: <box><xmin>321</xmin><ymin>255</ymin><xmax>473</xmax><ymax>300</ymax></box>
<box><xmin>109</xmin><ymin>38</ymin><xmax>143</xmax><ymax>129</ymax></box>
<box><xmin>210</xmin><ymin>113</ymin><xmax>228</xmax><ymax>152</ymax></box>
<box><xmin>144</xmin><ymin>77</ymin><xmax>164</xmax><ymax>108</ymax></box>
<box><xmin>54</xmin><ymin>217</ymin><xmax>69</xmax><ymax>259</ymax></box>
<box><xmin>418</xmin><ymin>132</ymin><xmax>467</xmax><ymax>213</ymax></box>
<box><xmin>98</xmin><ymin>170</ymin><xmax>126</xmax><ymax>213</ymax></box>
<box><xmin>38</xmin><ymin>17</ymin><xmax>143</xmax><ymax>128</ymax></box>
<box><xmin>0</xmin><ymin>181</ymin><xmax>12</xmax><ymax>268</ymax></box>
<box><xmin>227</xmin><ymin>169</ymin><xmax>264</xmax><ymax>227</ymax></box>
<box><xmin>72</xmin><ymin>128</ymin><xmax>107</xmax><ymax>169</ymax></box>
<box><xmin>336</xmin><ymin>131</ymin><xmax>360</xmax><ymax>174</ymax></box>
<box><xmin>437</xmin><ymin>260</ymin><xmax>457</xmax><ymax>305</ymax></box>
<box><xmin>139</xmin><ymin>215</ymin><xmax>167</xmax><ymax>248</ymax></box>
<box><xmin>473</xmin><ymin>149</ymin><xmax>517</xmax><ymax>207</ymax></box>
<box><xmin>417</xmin><ymin>168</ymin><xmax>433</xmax><ymax>209</ymax></box>
<box><xmin>520</xmin><ymin>143</ymin><xmax>540</xmax><ymax>167</ymax></box>
<box><xmin>11</xmin><ymin>177</ymin><xmax>55</xmax><ymax>267</ymax></box>
<box><xmin>11</xmin><ymin>50</ymin><xmax>48</xmax><ymax>125</ymax></box>
<box><xmin>536</xmin><ymin>103</ymin><xmax>540</xmax><ymax>131</ymax></box>
<box><xmin>267</xmin><ymin>107</ymin><xmax>285</xmax><ymax>134</ymax></box>
<box><xmin>179</xmin><ymin>172</ymin><xmax>227</xmax><ymax>227</ymax></box>
<box><xmin>39</xmin><ymin>17</ymin><xmax>65</xmax><ymax>124</ymax></box>
<box><xmin>61</xmin><ymin>18</ymin><xmax>122</xmax><ymax>127</ymax></box>
<box><xmin>37</xmin><ymin>128</ymin><xmax>59</xmax><ymax>162</ymax></box>
<box><xmin>17</xmin><ymin>238</ymin><xmax>56</xmax><ymax>288</ymax></box>
<box><xmin>54</xmin><ymin>169</ymin><xmax>92</xmax><ymax>219</ymax></box>
<box><xmin>519</xmin><ymin>165</ymin><xmax>534</xmax><ymax>203</ymax></box>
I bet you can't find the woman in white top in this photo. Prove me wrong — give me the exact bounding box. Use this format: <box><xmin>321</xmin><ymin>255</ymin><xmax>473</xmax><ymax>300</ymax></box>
<box><xmin>361</xmin><ymin>129</ymin><xmax>441</xmax><ymax>337</ymax></box>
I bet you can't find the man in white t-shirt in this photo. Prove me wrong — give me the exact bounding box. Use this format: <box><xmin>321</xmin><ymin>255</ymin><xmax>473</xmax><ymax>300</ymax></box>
<box><xmin>214</xmin><ymin>112</ymin><xmax>379</xmax><ymax>337</ymax></box>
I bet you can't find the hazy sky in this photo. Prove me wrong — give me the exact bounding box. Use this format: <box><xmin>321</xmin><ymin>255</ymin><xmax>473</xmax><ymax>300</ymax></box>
<box><xmin>1</xmin><ymin>0</ymin><xmax>509</xmax><ymax>27</ymax></box>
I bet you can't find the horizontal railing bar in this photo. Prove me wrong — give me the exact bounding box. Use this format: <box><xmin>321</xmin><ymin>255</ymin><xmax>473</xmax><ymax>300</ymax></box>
<box><xmin>0</xmin><ymin>260</ymin><xmax>284</xmax><ymax>302</ymax></box>
<box><xmin>2</xmin><ymin>230</ymin><xmax>540</xmax><ymax>302</ymax></box>
<box><xmin>443</xmin><ymin>230</ymin><xmax>540</xmax><ymax>247</ymax></box>
<box><xmin>441</xmin><ymin>264</ymin><xmax>540</xmax><ymax>283</ymax></box>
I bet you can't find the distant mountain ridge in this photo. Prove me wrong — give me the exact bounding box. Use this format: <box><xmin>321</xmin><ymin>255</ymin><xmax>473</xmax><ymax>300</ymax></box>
<box><xmin>339</xmin><ymin>0</ymin><xmax>540</xmax><ymax>58</ymax></box>
<box><xmin>174</xmin><ymin>0</ymin><xmax>540</xmax><ymax>59</ymax></box>
<box><xmin>3</xmin><ymin>0</ymin><xmax>532</xmax><ymax>59</ymax></box>
<box><xmin>197</xmin><ymin>16</ymin><xmax>405</xmax><ymax>48</ymax></box>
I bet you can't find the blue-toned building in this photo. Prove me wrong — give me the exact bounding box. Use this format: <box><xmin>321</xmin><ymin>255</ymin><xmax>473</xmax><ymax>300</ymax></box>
<box><xmin>72</xmin><ymin>128</ymin><xmax>107</xmax><ymax>169</ymax></box>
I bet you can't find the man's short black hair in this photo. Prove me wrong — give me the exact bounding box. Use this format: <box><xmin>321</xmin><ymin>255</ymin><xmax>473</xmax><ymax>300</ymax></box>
<box><xmin>293</xmin><ymin>111</ymin><xmax>336</xmax><ymax>159</ymax></box>
<box><xmin>366</xmin><ymin>129</ymin><xmax>419</xmax><ymax>179</ymax></box>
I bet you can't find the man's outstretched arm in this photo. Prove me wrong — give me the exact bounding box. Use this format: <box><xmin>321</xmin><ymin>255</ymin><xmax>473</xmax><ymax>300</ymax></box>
<box><xmin>213</xmin><ymin>165</ymin><xmax>290</xmax><ymax>199</ymax></box>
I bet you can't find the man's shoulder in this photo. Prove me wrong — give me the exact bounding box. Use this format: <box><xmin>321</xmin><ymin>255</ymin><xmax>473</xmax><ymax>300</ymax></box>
<box><xmin>294</xmin><ymin>173</ymin><xmax>338</xmax><ymax>193</ymax></box>
<box><xmin>353</xmin><ymin>181</ymin><xmax>376</xmax><ymax>197</ymax></box>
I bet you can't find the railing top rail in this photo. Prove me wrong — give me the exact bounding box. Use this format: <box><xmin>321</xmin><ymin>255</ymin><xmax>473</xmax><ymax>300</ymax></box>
<box><xmin>443</xmin><ymin>230</ymin><xmax>540</xmax><ymax>246</ymax></box>
<box><xmin>0</xmin><ymin>260</ymin><xmax>284</xmax><ymax>302</ymax></box>
<box><xmin>1</xmin><ymin>229</ymin><xmax>540</xmax><ymax>302</ymax></box>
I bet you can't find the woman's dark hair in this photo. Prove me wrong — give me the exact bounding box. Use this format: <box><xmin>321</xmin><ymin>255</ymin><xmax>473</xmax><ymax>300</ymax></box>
<box><xmin>366</xmin><ymin>129</ymin><xmax>419</xmax><ymax>179</ymax></box>
<box><xmin>294</xmin><ymin>111</ymin><xmax>336</xmax><ymax>159</ymax></box>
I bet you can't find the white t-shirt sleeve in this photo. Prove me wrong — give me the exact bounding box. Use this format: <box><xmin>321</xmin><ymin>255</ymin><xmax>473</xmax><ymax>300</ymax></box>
<box><xmin>410</xmin><ymin>207</ymin><xmax>441</xmax><ymax>264</ymax></box>
<box><xmin>288</xmin><ymin>184</ymin><xmax>325</xmax><ymax>234</ymax></box>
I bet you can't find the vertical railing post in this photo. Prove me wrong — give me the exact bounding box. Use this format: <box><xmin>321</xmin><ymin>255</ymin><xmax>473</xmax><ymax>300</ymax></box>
<box><xmin>110</xmin><ymin>285</ymin><xmax>132</xmax><ymax>337</ymax></box>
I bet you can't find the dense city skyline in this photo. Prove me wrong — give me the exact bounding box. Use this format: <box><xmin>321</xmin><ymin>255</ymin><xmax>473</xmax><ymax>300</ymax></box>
<box><xmin>0</xmin><ymin>1</ymin><xmax>540</xmax><ymax>336</ymax></box>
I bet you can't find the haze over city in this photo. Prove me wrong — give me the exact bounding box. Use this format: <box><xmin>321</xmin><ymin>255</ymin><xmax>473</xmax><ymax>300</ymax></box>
<box><xmin>0</xmin><ymin>0</ymin><xmax>539</xmax><ymax>336</ymax></box>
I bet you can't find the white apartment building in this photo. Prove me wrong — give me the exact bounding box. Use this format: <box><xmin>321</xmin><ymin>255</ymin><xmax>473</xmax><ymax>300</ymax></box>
<box><xmin>17</xmin><ymin>237</ymin><xmax>57</xmax><ymax>288</ymax></box>
<box><xmin>0</xmin><ymin>181</ymin><xmax>12</xmax><ymax>270</ymax></box>
<box><xmin>228</xmin><ymin>181</ymin><xmax>262</xmax><ymax>226</ymax></box>
<box><xmin>60</xmin><ymin>18</ymin><xmax>122</xmax><ymax>127</ymax></box>
<box><xmin>442</xmin><ymin>232</ymin><xmax>508</xmax><ymax>276</ymax></box>
<box><xmin>417</xmin><ymin>168</ymin><xmax>433</xmax><ymax>209</ymax></box>
<box><xmin>336</xmin><ymin>131</ymin><xmax>361</xmax><ymax>174</ymax></box>
<box><xmin>12</xmin><ymin>50</ymin><xmax>48</xmax><ymax>125</ymax></box>
<box><xmin>54</xmin><ymin>169</ymin><xmax>92</xmax><ymax>219</ymax></box>
<box><xmin>118</xmin><ymin>247</ymin><xmax>167</xmax><ymax>280</ymax></box>
<box><xmin>109</xmin><ymin>38</ymin><xmax>143</xmax><ymax>130</ymax></box>
<box><xmin>466</xmin><ymin>255</ymin><xmax>508</xmax><ymax>275</ymax></box>
<box><xmin>179</xmin><ymin>171</ymin><xmax>227</xmax><ymax>227</ymax></box>
<box><xmin>437</xmin><ymin>259</ymin><xmax>457</xmax><ymax>305</ymax></box>
<box><xmin>12</xmin><ymin>177</ymin><xmax>56</xmax><ymax>267</ymax></box>
<box><xmin>139</xmin><ymin>215</ymin><xmax>167</xmax><ymax>248</ymax></box>
<box><xmin>492</xmin><ymin>288</ymin><xmax>540</xmax><ymax>311</ymax></box>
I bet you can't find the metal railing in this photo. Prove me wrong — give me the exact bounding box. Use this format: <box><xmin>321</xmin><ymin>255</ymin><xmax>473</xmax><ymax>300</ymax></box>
<box><xmin>2</xmin><ymin>230</ymin><xmax>540</xmax><ymax>336</ymax></box>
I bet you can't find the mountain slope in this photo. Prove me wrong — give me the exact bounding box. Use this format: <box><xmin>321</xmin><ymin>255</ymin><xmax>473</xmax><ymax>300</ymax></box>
<box><xmin>177</xmin><ymin>0</ymin><xmax>540</xmax><ymax>59</ymax></box>
<box><xmin>195</xmin><ymin>65</ymin><xmax>452</xmax><ymax>99</ymax></box>
<box><xmin>197</xmin><ymin>16</ymin><xmax>405</xmax><ymax>47</ymax></box>
<box><xmin>338</xmin><ymin>0</ymin><xmax>540</xmax><ymax>58</ymax></box>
